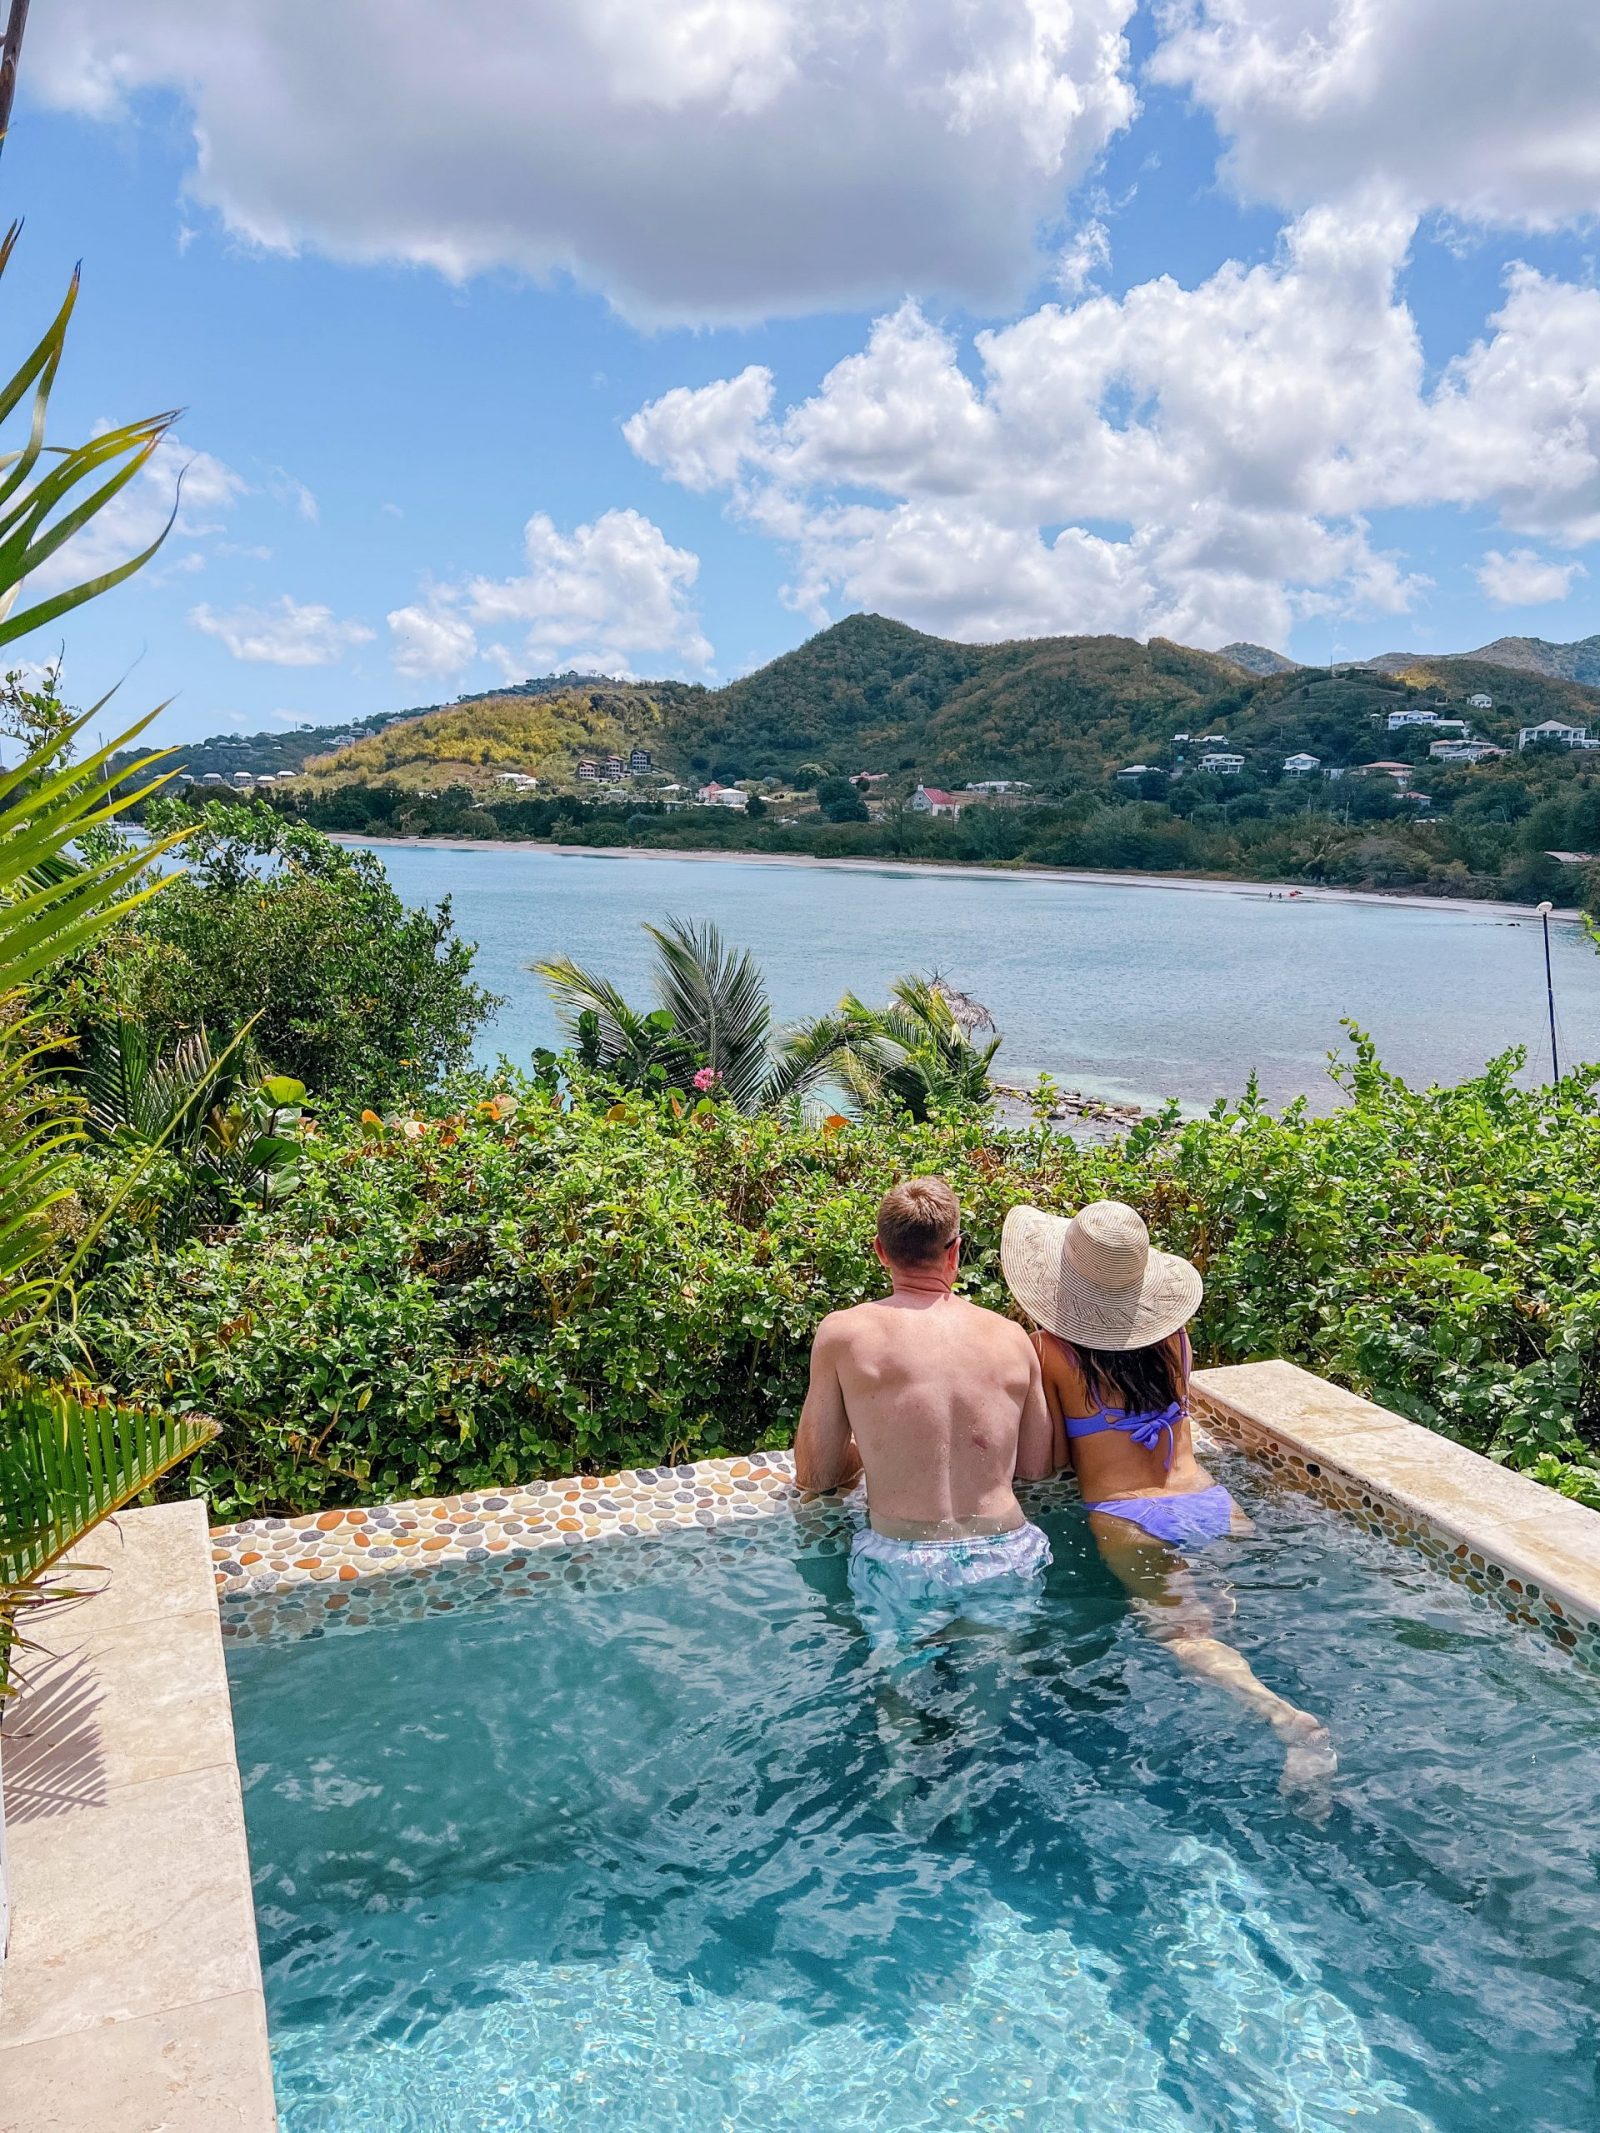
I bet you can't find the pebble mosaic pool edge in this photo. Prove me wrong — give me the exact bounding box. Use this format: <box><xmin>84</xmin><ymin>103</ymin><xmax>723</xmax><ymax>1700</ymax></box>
<box><xmin>210</xmin><ymin>1363</ymin><xmax>1600</xmax><ymax>1668</ymax></box>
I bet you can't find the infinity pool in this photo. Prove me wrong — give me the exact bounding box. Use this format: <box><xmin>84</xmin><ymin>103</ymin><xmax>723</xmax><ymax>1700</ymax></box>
<box><xmin>229</xmin><ymin>1468</ymin><xmax>1600</xmax><ymax>2131</ymax></box>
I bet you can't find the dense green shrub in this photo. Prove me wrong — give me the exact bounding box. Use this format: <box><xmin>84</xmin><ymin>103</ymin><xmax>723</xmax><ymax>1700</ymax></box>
<box><xmin>31</xmin><ymin>1039</ymin><xmax>1600</xmax><ymax>1521</ymax></box>
<box><xmin>64</xmin><ymin>801</ymin><xmax>498</xmax><ymax>1107</ymax></box>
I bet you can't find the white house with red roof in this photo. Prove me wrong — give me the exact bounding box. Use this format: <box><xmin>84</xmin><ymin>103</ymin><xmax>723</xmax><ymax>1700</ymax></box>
<box><xmin>911</xmin><ymin>784</ymin><xmax>967</xmax><ymax>818</ymax></box>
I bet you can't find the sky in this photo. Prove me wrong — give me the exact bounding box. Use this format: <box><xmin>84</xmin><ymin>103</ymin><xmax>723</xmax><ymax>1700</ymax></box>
<box><xmin>9</xmin><ymin>0</ymin><xmax>1600</xmax><ymax>745</ymax></box>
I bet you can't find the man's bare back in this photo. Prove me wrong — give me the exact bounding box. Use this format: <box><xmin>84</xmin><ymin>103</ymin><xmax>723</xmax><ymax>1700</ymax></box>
<box><xmin>793</xmin><ymin>1178</ymin><xmax>1054</xmax><ymax>1538</ymax></box>
<box><xmin>798</xmin><ymin>1290</ymin><xmax>1053</xmax><ymax>1535</ymax></box>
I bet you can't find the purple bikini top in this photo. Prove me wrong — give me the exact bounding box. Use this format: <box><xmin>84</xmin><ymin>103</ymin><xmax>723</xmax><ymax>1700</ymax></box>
<box><xmin>1050</xmin><ymin>1330</ymin><xmax>1190</xmax><ymax>1470</ymax></box>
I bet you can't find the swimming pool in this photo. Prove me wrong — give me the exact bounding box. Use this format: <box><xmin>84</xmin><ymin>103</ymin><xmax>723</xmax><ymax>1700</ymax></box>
<box><xmin>228</xmin><ymin>1462</ymin><xmax>1600</xmax><ymax>2132</ymax></box>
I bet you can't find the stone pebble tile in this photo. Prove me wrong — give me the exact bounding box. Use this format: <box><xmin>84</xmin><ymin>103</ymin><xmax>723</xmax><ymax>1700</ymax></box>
<box><xmin>212</xmin><ymin>1429</ymin><xmax>1600</xmax><ymax>1671</ymax></box>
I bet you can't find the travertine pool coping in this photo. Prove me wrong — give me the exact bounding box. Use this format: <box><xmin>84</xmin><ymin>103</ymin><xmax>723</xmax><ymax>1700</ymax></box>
<box><xmin>0</xmin><ymin>1499</ymin><xmax>278</xmax><ymax>2133</ymax></box>
<box><xmin>211</xmin><ymin>1362</ymin><xmax>1600</xmax><ymax>1665</ymax></box>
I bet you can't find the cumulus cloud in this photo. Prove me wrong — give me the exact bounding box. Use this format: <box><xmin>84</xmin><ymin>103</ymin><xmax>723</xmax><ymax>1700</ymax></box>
<box><xmin>387</xmin><ymin>605</ymin><xmax>480</xmax><ymax>682</ymax></box>
<box><xmin>387</xmin><ymin>508</ymin><xmax>713</xmax><ymax>681</ymax></box>
<box><xmin>628</xmin><ymin>209</ymin><xmax>1600</xmax><ymax>645</ymax></box>
<box><xmin>1474</xmin><ymin>548</ymin><xmax>1587</xmax><ymax>607</ymax></box>
<box><xmin>189</xmin><ymin>594</ymin><xmax>375</xmax><ymax>665</ymax></box>
<box><xmin>28</xmin><ymin>0</ymin><xmax>1139</xmax><ymax>321</ymax></box>
<box><xmin>1152</xmin><ymin>0</ymin><xmax>1600</xmax><ymax>229</ymax></box>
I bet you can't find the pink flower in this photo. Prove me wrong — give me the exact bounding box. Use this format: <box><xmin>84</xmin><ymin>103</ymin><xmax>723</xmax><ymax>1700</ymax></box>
<box><xmin>693</xmin><ymin>1066</ymin><xmax>720</xmax><ymax>1092</ymax></box>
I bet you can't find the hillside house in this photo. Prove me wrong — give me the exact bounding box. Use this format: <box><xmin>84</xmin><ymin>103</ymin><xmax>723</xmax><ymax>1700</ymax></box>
<box><xmin>1282</xmin><ymin>752</ymin><xmax>1320</xmax><ymax>774</ymax></box>
<box><xmin>576</xmin><ymin>758</ymin><xmax>599</xmax><ymax>782</ymax></box>
<box><xmin>967</xmin><ymin>779</ymin><xmax>1032</xmax><ymax>794</ymax></box>
<box><xmin>1386</xmin><ymin>708</ymin><xmax>1441</xmax><ymax>730</ymax></box>
<box><xmin>1117</xmin><ymin>764</ymin><xmax>1154</xmax><ymax>783</ymax></box>
<box><xmin>496</xmin><ymin>772</ymin><xmax>539</xmax><ymax>790</ymax></box>
<box><xmin>1519</xmin><ymin>719</ymin><xmax>1592</xmax><ymax>750</ymax></box>
<box><xmin>1359</xmin><ymin>761</ymin><xmax>1415</xmax><ymax>786</ymax></box>
<box><xmin>911</xmin><ymin>785</ymin><xmax>967</xmax><ymax>818</ymax></box>
<box><xmin>1429</xmin><ymin>739</ymin><xmax>1503</xmax><ymax>762</ymax></box>
<box><xmin>1468</xmin><ymin>693</ymin><xmax>1494</xmax><ymax>709</ymax></box>
<box><xmin>1198</xmin><ymin>751</ymin><xmax>1244</xmax><ymax>775</ymax></box>
<box><xmin>628</xmin><ymin>747</ymin><xmax>652</xmax><ymax>774</ymax></box>
<box><xmin>604</xmin><ymin>754</ymin><xmax>625</xmax><ymax>779</ymax></box>
<box><xmin>851</xmin><ymin>770</ymin><xmax>889</xmax><ymax>784</ymax></box>
<box><xmin>697</xmin><ymin>781</ymin><xmax>749</xmax><ymax>809</ymax></box>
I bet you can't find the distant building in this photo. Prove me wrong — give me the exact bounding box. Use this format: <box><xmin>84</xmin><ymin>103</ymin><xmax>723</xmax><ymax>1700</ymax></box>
<box><xmin>697</xmin><ymin>781</ymin><xmax>748</xmax><ymax>809</ymax></box>
<box><xmin>604</xmin><ymin>753</ymin><xmax>625</xmax><ymax>779</ymax></box>
<box><xmin>851</xmin><ymin>770</ymin><xmax>889</xmax><ymax>784</ymax></box>
<box><xmin>1359</xmin><ymin>761</ymin><xmax>1415</xmax><ymax>786</ymax></box>
<box><xmin>1399</xmin><ymin>791</ymin><xmax>1433</xmax><ymax>808</ymax></box>
<box><xmin>966</xmin><ymin>779</ymin><xmax>1031</xmax><ymax>794</ymax></box>
<box><xmin>1429</xmin><ymin>739</ymin><xmax>1503</xmax><ymax>762</ymax></box>
<box><xmin>1468</xmin><ymin>692</ymin><xmax>1494</xmax><ymax>710</ymax></box>
<box><xmin>496</xmin><ymin>772</ymin><xmax>539</xmax><ymax>790</ymax></box>
<box><xmin>1546</xmin><ymin>849</ymin><xmax>1598</xmax><ymax>866</ymax></box>
<box><xmin>1196</xmin><ymin>734</ymin><xmax>1229</xmax><ymax>747</ymax></box>
<box><xmin>1282</xmin><ymin>752</ymin><xmax>1320</xmax><ymax>775</ymax></box>
<box><xmin>1323</xmin><ymin>766</ymin><xmax>1346</xmax><ymax>781</ymax></box>
<box><xmin>1519</xmin><ymin>719</ymin><xmax>1592</xmax><ymax>750</ymax></box>
<box><xmin>1386</xmin><ymin>708</ymin><xmax>1440</xmax><ymax>730</ymax></box>
<box><xmin>911</xmin><ymin>785</ymin><xmax>967</xmax><ymax>817</ymax></box>
<box><xmin>229</xmin><ymin>772</ymin><xmax>255</xmax><ymax>788</ymax></box>
<box><xmin>200</xmin><ymin>772</ymin><xmax>226</xmax><ymax>785</ymax></box>
<box><xmin>628</xmin><ymin>747</ymin><xmax>652</xmax><ymax>774</ymax></box>
<box><xmin>576</xmin><ymin>758</ymin><xmax>599</xmax><ymax>781</ymax></box>
<box><xmin>1116</xmin><ymin>764</ymin><xmax>1153</xmax><ymax>782</ymax></box>
<box><xmin>1198</xmin><ymin>751</ymin><xmax>1245</xmax><ymax>775</ymax></box>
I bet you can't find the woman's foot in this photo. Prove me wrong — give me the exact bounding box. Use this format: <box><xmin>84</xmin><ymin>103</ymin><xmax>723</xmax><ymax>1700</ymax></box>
<box><xmin>1272</xmin><ymin>1705</ymin><xmax>1338</xmax><ymax>1797</ymax></box>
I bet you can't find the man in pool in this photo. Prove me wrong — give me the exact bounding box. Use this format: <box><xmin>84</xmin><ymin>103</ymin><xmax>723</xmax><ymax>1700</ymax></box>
<box><xmin>793</xmin><ymin>1176</ymin><xmax>1057</xmax><ymax>1639</ymax></box>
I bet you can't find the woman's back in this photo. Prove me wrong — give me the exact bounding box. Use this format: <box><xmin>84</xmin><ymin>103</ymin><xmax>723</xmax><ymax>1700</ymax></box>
<box><xmin>1035</xmin><ymin>1329</ymin><xmax>1214</xmax><ymax>1501</ymax></box>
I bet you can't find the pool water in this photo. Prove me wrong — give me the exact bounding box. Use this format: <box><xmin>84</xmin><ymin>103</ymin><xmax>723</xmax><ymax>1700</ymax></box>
<box><xmin>229</xmin><ymin>1469</ymin><xmax>1600</xmax><ymax>2131</ymax></box>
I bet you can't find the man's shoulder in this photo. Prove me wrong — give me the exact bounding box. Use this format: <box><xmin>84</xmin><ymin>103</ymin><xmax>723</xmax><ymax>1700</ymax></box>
<box><xmin>812</xmin><ymin>1300</ymin><xmax>882</xmax><ymax>1344</ymax></box>
<box><xmin>954</xmin><ymin>1296</ymin><xmax>1035</xmax><ymax>1351</ymax></box>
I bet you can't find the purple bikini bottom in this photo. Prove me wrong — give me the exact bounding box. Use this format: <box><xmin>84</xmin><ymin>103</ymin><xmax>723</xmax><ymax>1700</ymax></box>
<box><xmin>1085</xmin><ymin>1484</ymin><xmax>1236</xmax><ymax>1549</ymax></box>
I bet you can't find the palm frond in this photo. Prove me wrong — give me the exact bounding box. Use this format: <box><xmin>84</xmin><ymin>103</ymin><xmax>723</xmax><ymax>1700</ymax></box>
<box><xmin>646</xmin><ymin>917</ymin><xmax>774</xmax><ymax>1113</ymax></box>
<box><xmin>0</xmin><ymin>1379</ymin><xmax>218</xmax><ymax>1587</ymax></box>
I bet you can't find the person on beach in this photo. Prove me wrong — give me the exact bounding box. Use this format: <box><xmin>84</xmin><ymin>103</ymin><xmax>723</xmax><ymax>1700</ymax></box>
<box><xmin>1001</xmin><ymin>1199</ymin><xmax>1335</xmax><ymax>1792</ymax></box>
<box><xmin>793</xmin><ymin>1176</ymin><xmax>1057</xmax><ymax>1642</ymax></box>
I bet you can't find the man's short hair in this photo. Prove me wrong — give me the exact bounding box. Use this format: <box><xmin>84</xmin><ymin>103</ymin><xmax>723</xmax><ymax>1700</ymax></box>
<box><xmin>876</xmin><ymin>1176</ymin><xmax>961</xmax><ymax>1267</ymax></box>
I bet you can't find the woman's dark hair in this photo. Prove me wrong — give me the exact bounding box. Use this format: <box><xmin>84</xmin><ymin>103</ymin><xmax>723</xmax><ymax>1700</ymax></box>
<box><xmin>1064</xmin><ymin>1331</ymin><xmax>1187</xmax><ymax>1418</ymax></box>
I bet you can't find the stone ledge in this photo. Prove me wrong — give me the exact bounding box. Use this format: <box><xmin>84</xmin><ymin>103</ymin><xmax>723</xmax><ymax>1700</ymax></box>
<box><xmin>0</xmin><ymin>1499</ymin><xmax>277</xmax><ymax>2133</ymax></box>
<box><xmin>1194</xmin><ymin>1360</ymin><xmax>1600</xmax><ymax>1653</ymax></box>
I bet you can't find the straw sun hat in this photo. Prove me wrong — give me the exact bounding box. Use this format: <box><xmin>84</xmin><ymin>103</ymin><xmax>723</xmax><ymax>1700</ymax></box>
<box><xmin>1001</xmin><ymin>1199</ymin><xmax>1202</xmax><ymax>1352</ymax></box>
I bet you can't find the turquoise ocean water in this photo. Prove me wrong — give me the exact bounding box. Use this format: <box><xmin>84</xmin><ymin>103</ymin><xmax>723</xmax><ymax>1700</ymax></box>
<box><xmin>360</xmin><ymin>843</ymin><xmax>1600</xmax><ymax>1111</ymax></box>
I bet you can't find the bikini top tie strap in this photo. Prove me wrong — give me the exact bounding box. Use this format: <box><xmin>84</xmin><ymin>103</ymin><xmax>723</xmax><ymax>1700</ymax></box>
<box><xmin>1125</xmin><ymin>1400</ymin><xmax>1182</xmax><ymax>1468</ymax></box>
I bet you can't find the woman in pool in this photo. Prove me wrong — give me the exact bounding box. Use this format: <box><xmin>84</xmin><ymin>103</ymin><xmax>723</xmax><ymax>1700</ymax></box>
<box><xmin>1001</xmin><ymin>1198</ymin><xmax>1334</xmax><ymax>1791</ymax></box>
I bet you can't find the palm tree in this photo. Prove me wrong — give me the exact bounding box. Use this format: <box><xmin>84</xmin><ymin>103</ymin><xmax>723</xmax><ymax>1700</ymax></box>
<box><xmin>534</xmin><ymin>916</ymin><xmax>845</xmax><ymax>1114</ymax></box>
<box><xmin>0</xmin><ymin>226</ymin><xmax>217</xmax><ymax>1687</ymax></box>
<box><xmin>823</xmin><ymin>975</ymin><xmax>1002</xmax><ymax>1121</ymax></box>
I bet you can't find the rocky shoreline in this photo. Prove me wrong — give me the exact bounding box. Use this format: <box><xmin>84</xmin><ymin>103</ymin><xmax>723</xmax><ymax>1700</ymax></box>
<box><xmin>989</xmin><ymin>1080</ymin><xmax>1146</xmax><ymax>1128</ymax></box>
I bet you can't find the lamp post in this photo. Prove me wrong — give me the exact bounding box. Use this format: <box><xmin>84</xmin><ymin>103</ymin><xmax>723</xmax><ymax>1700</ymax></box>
<box><xmin>1536</xmin><ymin>901</ymin><xmax>1560</xmax><ymax>1086</ymax></box>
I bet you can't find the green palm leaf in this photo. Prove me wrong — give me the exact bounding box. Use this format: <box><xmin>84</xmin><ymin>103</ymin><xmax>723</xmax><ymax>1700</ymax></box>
<box><xmin>0</xmin><ymin>1381</ymin><xmax>218</xmax><ymax>1587</ymax></box>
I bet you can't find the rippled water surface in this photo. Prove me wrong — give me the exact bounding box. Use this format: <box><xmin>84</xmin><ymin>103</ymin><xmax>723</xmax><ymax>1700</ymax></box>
<box><xmin>360</xmin><ymin>841</ymin><xmax>1600</xmax><ymax>1110</ymax></box>
<box><xmin>232</xmin><ymin>1468</ymin><xmax>1600</xmax><ymax>2131</ymax></box>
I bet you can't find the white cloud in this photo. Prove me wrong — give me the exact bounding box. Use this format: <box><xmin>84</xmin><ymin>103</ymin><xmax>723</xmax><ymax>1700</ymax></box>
<box><xmin>1152</xmin><ymin>0</ymin><xmax>1600</xmax><ymax>230</ymax></box>
<box><xmin>1474</xmin><ymin>548</ymin><xmax>1587</xmax><ymax>607</ymax></box>
<box><xmin>387</xmin><ymin>604</ymin><xmax>479</xmax><ymax>681</ymax></box>
<box><xmin>27</xmin><ymin>0</ymin><xmax>1139</xmax><ymax>322</ymax></box>
<box><xmin>388</xmin><ymin>508</ymin><xmax>713</xmax><ymax>681</ymax></box>
<box><xmin>189</xmin><ymin>594</ymin><xmax>375</xmax><ymax>665</ymax></box>
<box><xmin>267</xmin><ymin>469</ymin><xmax>319</xmax><ymax>522</ymax></box>
<box><xmin>629</xmin><ymin>207</ymin><xmax>1600</xmax><ymax>646</ymax></box>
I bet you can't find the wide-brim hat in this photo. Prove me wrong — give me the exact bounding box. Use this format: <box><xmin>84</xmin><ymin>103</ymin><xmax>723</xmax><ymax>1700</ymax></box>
<box><xmin>1000</xmin><ymin>1198</ymin><xmax>1202</xmax><ymax>1352</ymax></box>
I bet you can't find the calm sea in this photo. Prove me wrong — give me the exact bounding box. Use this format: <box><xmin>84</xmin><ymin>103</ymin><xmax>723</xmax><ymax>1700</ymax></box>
<box><xmin>361</xmin><ymin>842</ymin><xmax>1600</xmax><ymax>1113</ymax></box>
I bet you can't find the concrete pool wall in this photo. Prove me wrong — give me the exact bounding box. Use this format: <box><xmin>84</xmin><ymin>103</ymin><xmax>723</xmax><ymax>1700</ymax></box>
<box><xmin>3</xmin><ymin>1361</ymin><xmax>1598</xmax><ymax>2130</ymax></box>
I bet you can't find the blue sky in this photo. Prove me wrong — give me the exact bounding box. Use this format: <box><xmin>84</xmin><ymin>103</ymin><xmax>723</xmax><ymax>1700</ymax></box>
<box><xmin>10</xmin><ymin>2</ymin><xmax>1600</xmax><ymax>745</ymax></box>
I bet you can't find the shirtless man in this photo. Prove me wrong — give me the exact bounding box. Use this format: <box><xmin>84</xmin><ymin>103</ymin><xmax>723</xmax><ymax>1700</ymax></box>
<box><xmin>794</xmin><ymin>1176</ymin><xmax>1056</xmax><ymax>1636</ymax></box>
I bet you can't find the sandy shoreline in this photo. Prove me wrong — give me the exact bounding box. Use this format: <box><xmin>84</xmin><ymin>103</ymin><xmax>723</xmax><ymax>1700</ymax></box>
<box><xmin>331</xmin><ymin>833</ymin><xmax>1582</xmax><ymax>924</ymax></box>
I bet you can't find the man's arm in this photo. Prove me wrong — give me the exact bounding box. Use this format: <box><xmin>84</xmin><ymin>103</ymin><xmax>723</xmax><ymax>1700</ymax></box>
<box><xmin>1013</xmin><ymin>1332</ymin><xmax>1057</xmax><ymax>1482</ymax></box>
<box><xmin>793</xmin><ymin>1319</ymin><xmax>863</xmax><ymax>1494</ymax></box>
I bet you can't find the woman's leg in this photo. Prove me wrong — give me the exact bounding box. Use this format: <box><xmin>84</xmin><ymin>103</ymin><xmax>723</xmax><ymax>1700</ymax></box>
<box><xmin>1088</xmin><ymin>1511</ymin><xmax>1336</xmax><ymax>1796</ymax></box>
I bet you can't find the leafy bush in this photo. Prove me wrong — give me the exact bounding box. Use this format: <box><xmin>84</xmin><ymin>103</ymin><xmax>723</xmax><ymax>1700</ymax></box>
<box><xmin>65</xmin><ymin>800</ymin><xmax>498</xmax><ymax>1106</ymax></box>
<box><xmin>33</xmin><ymin>1038</ymin><xmax>1600</xmax><ymax>1522</ymax></box>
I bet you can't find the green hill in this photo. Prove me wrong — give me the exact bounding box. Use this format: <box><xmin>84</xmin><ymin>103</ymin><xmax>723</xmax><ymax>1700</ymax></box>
<box><xmin>152</xmin><ymin>613</ymin><xmax>1600</xmax><ymax>801</ymax></box>
<box><xmin>1370</xmin><ymin>634</ymin><xmax>1600</xmax><ymax>689</ymax></box>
